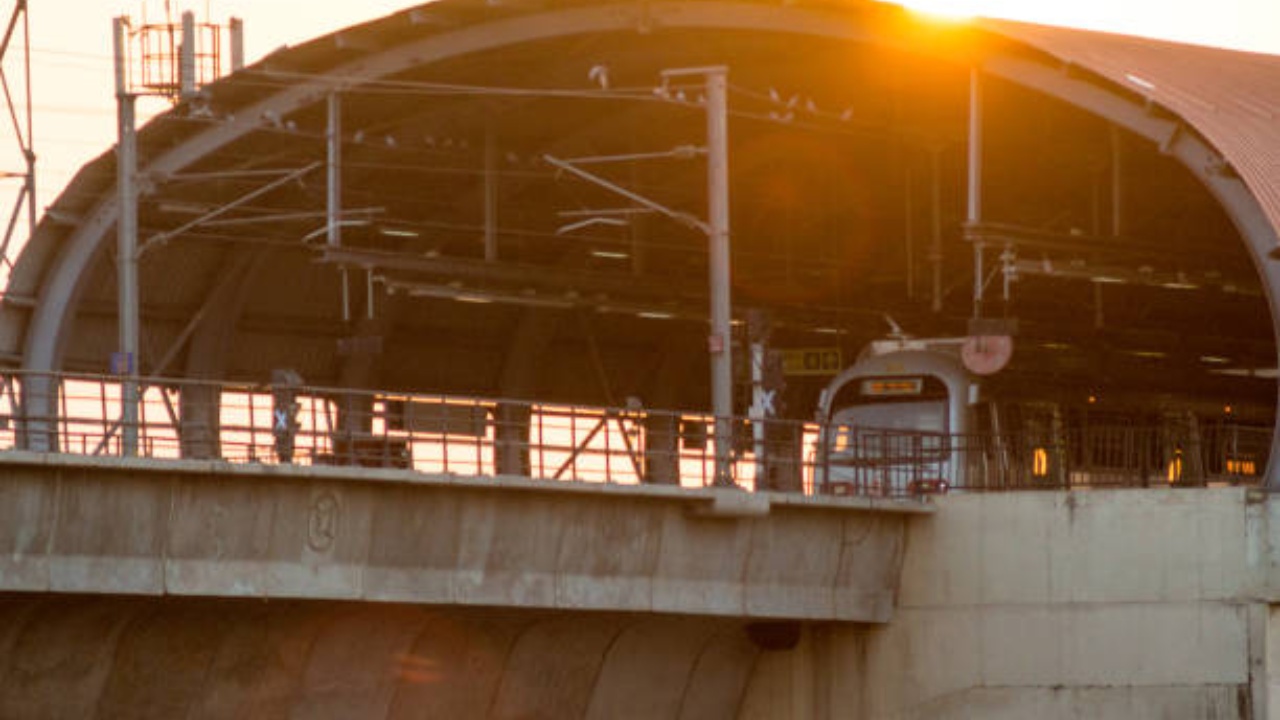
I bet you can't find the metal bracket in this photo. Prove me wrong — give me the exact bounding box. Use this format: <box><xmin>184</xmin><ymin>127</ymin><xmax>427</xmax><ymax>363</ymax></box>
<box><xmin>138</xmin><ymin>162</ymin><xmax>321</xmax><ymax>257</ymax></box>
<box><xmin>543</xmin><ymin>153</ymin><xmax>710</xmax><ymax>234</ymax></box>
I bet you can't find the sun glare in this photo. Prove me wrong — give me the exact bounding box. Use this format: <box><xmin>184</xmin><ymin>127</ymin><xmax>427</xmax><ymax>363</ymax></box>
<box><xmin>894</xmin><ymin>0</ymin><xmax>978</xmax><ymax>21</ymax></box>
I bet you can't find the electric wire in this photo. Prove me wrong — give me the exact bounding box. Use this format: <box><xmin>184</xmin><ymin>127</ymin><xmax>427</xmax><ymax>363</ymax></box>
<box><xmin>30</xmin><ymin>68</ymin><xmax>936</xmax><ymax>280</ymax></box>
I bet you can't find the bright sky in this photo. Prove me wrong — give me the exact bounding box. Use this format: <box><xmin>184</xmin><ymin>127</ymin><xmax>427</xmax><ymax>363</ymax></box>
<box><xmin>2</xmin><ymin>0</ymin><xmax>1278</xmax><ymax>264</ymax></box>
<box><xmin>898</xmin><ymin>0</ymin><xmax>1280</xmax><ymax>53</ymax></box>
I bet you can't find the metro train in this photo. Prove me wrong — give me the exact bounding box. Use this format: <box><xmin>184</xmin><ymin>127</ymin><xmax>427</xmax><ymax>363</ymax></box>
<box><xmin>813</xmin><ymin>338</ymin><xmax>1273</xmax><ymax>495</ymax></box>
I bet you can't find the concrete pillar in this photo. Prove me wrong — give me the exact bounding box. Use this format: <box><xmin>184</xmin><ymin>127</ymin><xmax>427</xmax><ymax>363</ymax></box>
<box><xmin>642</xmin><ymin>413</ymin><xmax>679</xmax><ymax>485</ymax></box>
<box><xmin>495</xmin><ymin>404</ymin><xmax>532</xmax><ymax>476</ymax></box>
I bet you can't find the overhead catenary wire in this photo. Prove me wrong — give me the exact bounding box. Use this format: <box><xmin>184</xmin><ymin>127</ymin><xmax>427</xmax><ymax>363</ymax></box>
<box><xmin>40</xmin><ymin>71</ymin><xmax>892</xmax><ymax>188</ymax></box>
<box><xmin>213</xmin><ymin>73</ymin><xmax>911</xmax><ymax>143</ymax></box>
<box><xmin>237</xmin><ymin>67</ymin><xmax>707</xmax><ymax>100</ymax></box>
<box><xmin>124</xmin><ymin>162</ymin><xmax>871</xmax><ymax>270</ymax></box>
<box><xmin>33</xmin><ymin>68</ymin><xmax>923</xmax><ymax>274</ymax></box>
<box><xmin>31</xmin><ymin>49</ymin><xmax>953</xmax><ymax>236</ymax></box>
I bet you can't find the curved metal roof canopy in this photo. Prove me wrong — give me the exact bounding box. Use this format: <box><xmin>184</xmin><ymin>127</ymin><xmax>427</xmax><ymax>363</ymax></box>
<box><xmin>2</xmin><ymin>0</ymin><xmax>1278</xmax><ymax>471</ymax></box>
<box><xmin>984</xmin><ymin>19</ymin><xmax>1280</xmax><ymax>233</ymax></box>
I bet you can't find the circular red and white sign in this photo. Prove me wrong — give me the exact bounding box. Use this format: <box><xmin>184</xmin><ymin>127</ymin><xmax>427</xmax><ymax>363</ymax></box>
<box><xmin>961</xmin><ymin>335</ymin><xmax>1014</xmax><ymax>375</ymax></box>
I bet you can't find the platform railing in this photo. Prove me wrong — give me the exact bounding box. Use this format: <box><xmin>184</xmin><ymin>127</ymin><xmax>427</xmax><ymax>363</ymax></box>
<box><xmin>0</xmin><ymin>370</ymin><xmax>1268</xmax><ymax>496</ymax></box>
<box><xmin>944</xmin><ymin>424</ymin><xmax>1269</xmax><ymax>490</ymax></box>
<box><xmin>802</xmin><ymin>423</ymin><xmax>1268</xmax><ymax>494</ymax></box>
<box><xmin>0</xmin><ymin>370</ymin><xmax>835</xmax><ymax>494</ymax></box>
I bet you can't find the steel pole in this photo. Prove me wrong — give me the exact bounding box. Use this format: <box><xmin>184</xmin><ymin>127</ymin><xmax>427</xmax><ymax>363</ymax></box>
<box><xmin>967</xmin><ymin>68</ymin><xmax>984</xmax><ymax>319</ymax></box>
<box><xmin>930</xmin><ymin>148</ymin><xmax>943</xmax><ymax>313</ymax></box>
<box><xmin>229</xmin><ymin>17</ymin><xmax>244</xmax><ymax>72</ymax></box>
<box><xmin>1110</xmin><ymin>123</ymin><xmax>1123</xmax><ymax>238</ymax></box>
<box><xmin>484</xmin><ymin>121</ymin><xmax>498</xmax><ymax>262</ymax></box>
<box><xmin>1098</xmin><ymin>124</ymin><xmax>1125</xmax><ymax>330</ymax></box>
<box><xmin>750</xmin><ymin>338</ymin><xmax>765</xmax><ymax>483</ymax></box>
<box><xmin>327</xmin><ymin>93</ymin><xmax>351</xmax><ymax>322</ymax></box>
<box><xmin>327</xmin><ymin>93</ymin><xmax>342</xmax><ymax>248</ymax></box>
<box><xmin>904</xmin><ymin>165</ymin><xmax>914</xmax><ymax>300</ymax></box>
<box><xmin>179</xmin><ymin>11</ymin><xmax>196</xmax><ymax>101</ymax></box>
<box><xmin>21</xmin><ymin>0</ymin><xmax>33</xmax><ymax>242</ymax></box>
<box><xmin>23</xmin><ymin>149</ymin><xmax>33</xmax><ymax>243</ymax></box>
<box><xmin>705</xmin><ymin>67</ymin><xmax>733</xmax><ymax>487</ymax></box>
<box><xmin>114</xmin><ymin>17</ymin><xmax>139</xmax><ymax>456</ymax></box>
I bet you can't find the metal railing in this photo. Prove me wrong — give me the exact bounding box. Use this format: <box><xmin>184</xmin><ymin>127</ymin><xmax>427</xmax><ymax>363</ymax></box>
<box><xmin>0</xmin><ymin>370</ymin><xmax>1268</xmax><ymax>496</ymax></box>
<box><xmin>0</xmin><ymin>370</ymin><xmax>831</xmax><ymax>493</ymax></box>
<box><xmin>818</xmin><ymin>424</ymin><xmax>1270</xmax><ymax>493</ymax></box>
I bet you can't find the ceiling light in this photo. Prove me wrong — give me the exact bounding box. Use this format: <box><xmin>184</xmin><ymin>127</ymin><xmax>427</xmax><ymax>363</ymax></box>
<box><xmin>1125</xmin><ymin>73</ymin><xmax>1156</xmax><ymax>91</ymax></box>
<box><xmin>379</xmin><ymin>227</ymin><xmax>419</xmax><ymax>238</ymax></box>
<box><xmin>637</xmin><ymin>311</ymin><xmax>674</xmax><ymax>320</ymax></box>
<box><xmin>1199</xmin><ymin>356</ymin><xmax>1231</xmax><ymax>364</ymax></box>
<box><xmin>1211</xmin><ymin>367</ymin><xmax>1279</xmax><ymax>379</ymax></box>
<box><xmin>591</xmin><ymin>249</ymin><xmax>630</xmax><ymax>260</ymax></box>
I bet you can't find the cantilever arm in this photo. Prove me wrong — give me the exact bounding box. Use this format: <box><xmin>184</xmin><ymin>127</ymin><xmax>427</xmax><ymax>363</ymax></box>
<box><xmin>543</xmin><ymin>153</ymin><xmax>710</xmax><ymax>235</ymax></box>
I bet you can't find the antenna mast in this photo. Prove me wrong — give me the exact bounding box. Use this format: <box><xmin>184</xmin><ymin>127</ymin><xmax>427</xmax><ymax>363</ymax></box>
<box><xmin>112</xmin><ymin>5</ymin><xmax>245</xmax><ymax>454</ymax></box>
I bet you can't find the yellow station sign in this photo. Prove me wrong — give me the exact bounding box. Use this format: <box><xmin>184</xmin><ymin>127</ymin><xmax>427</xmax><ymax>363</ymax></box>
<box><xmin>781</xmin><ymin>347</ymin><xmax>842</xmax><ymax>376</ymax></box>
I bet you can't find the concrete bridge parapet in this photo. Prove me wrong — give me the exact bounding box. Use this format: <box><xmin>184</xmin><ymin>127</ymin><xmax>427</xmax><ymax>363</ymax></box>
<box><xmin>0</xmin><ymin>452</ymin><xmax>927</xmax><ymax>623</ymax></box>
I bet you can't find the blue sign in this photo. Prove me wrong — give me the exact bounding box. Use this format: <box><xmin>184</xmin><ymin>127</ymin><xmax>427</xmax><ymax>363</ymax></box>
<box><xmin>110</xmin><ymin>352</ymin><xmax>133</xmax><ymax>375</ymax></box>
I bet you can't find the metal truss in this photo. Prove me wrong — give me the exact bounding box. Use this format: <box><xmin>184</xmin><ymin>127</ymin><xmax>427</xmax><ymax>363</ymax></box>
<box><xmin>0</xmin><ymin>0</ymin><xmax>33</xmax><ymax>274</ymax></box>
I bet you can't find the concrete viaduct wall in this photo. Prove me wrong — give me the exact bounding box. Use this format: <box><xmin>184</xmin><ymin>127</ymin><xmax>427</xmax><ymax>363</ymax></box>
<box><xmin>19</xmin><ymin>456</ymin><xmax>1280</xmax><ymax>717</ymax></box>
<box><xmin>0</xmin><ymin>453</ymin><xmax>921</xmax><ymax>719</ymax></box>
<box><xmin>741</xmin><ymin>487</ymin><xmax>1280</xmax><ymax>719</ymax></box>
<box><xmin>0</xmin><ymin>453</ymin><xmax>919</xmax><ymax>622</ymax></box>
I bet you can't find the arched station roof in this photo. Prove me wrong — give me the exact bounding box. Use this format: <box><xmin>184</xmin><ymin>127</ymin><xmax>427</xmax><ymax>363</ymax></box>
<box><xmin>2</xmin><ymin>0</ymin><xmax>1277</xmax><ymax>428</ymax></box>
<box><xmin>982</xmin><ymin>18</ymin><xmax>1280</xmax><ymax>239</ymax></box>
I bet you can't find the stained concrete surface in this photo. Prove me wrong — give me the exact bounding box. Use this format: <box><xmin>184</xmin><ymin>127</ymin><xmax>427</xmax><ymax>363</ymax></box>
<box><xmin>0</xmin><ymin>596</ymin><xmax>762</xmax><ymax>720</ymax></box>
<box><xmin>0</xmin><ymin>454</ymin><xmax>917</xmax><ymax>622</ymax></box>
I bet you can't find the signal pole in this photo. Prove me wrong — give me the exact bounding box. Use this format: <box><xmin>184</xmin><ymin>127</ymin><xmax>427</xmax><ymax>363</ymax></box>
<box><xmin>662</xmin><ymin>65</ymin><xmax>733</xmax><ymax>486</ymax></box>
<box><xmin>114</xmin><ymin>16</ymin><xmax>140</xmax><ymax>456</ymax></box>
<box><xmin>704</xmin><ymin>66</ymin><xmax>733</xmax><ymax>487</ymax></box>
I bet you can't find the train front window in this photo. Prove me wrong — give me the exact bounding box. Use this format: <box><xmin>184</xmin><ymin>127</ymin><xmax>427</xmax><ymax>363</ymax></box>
<box><xmin>829</xmin><ymin>375</ymin><xmax>950</xmax><ymax>436</ymax></box>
